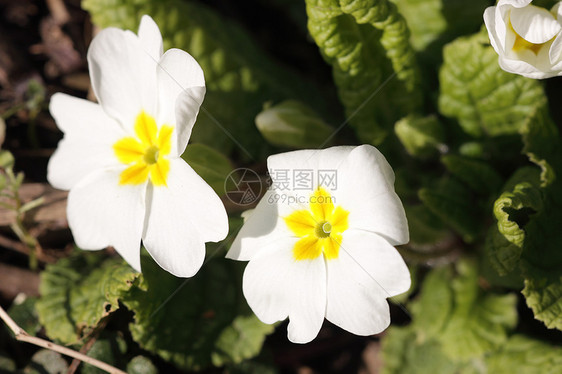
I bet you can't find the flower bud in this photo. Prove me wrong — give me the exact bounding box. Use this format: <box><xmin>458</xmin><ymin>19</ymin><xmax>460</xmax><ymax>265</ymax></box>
<box><xmin>255</xmin><ymin>100</ymin><xmax>334</xmax><ymax>148</ymax></box>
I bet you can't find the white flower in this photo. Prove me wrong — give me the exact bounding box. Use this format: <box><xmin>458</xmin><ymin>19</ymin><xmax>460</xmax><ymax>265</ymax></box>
<box><xmin>48</xmin><ymin>15</ymin><xmax>228</xmax><ymax>277</ymax></box>
<box><xmin>484</xmin><ymin>0</ymin><xmax>562</xmax><ymax>79</ymax></box>
<box><xmin>226</xmin><ymin>145</ymin><xmax>410</xmax><ymax>343</ymax></box>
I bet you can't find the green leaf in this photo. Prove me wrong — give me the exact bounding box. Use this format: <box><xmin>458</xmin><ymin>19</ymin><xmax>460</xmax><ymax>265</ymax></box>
<box><xmin>418</xmin><ymin>177</ymin><xmax>480</xmax><ymax>242</ymax></box>
<box><xmin>82</xmin><ymin>333</ymin><xmax>127</xmax><ymax>374</ymax></box>
<box><xmin>381</xmin><ymin>326</ymin><xmax>465</xmax><ymax>374</ymax></box>
<box><xmin>305</xmin><ymin>0</ymin><xmax>421</xmax><ymax>144</ymax></box>
<box><xmin>7</xmin><ymin>296</ymin><xmax>40</xmax><ymax>336</ymax></box>
<box><xmin>404</xmin><ymin>205</ymin><xmax>449</xmax><ymax>245</ymax></box>
<box><xmin>0</xmin><ymin>352</ymin><xmax>16</xmax><ymax>373</ymax></box>
<box><xmin>439</xmin><ymin>261</ymin><xmax>517</xmax><ymax>360</ymax></box>
<box><xmin>255</xmin><ymin>100</ymin><xmax>334</xmax><ymax>149</ymax></box>
<box><xmin>181</xmin><ymin>143</ymin><xmax>233</xmax><ymax>196</ymax></box>
<box><xmin>485</xmin><ymin>335</ymin><xmax>562</xmax><ymax>374</ymax></box>
<box><xmin>394</xmin><ymin>115</ymin><xmax>445</xmax><ymax>158</ymax></box>
<box><xmin>127</xmin><ymin>356</ymin><xmax>158</xmax><ymax>374</ymax></box>
<box><xmin>35</xmin><ymin>251</ymin><xmax>139</xmax><ymax>344</ymax></box>
<box><xmin>22</xmin><ymin>350</ymin><xmax>68</xmax><ymax>374</ymax></box>
<box><xmin>409</xmin><ymin>260</ymin><xmax>518</xmax><ymax>361</ymax></box>
<box><xmin>391</xmin><ymin>0</ymin><xmax>489</xmax><ymax>52</ymax></box>
<box><xmin>438</xmin><ymin>31</ymin><xmax>547</xmax><ymax>137</ymax></box>
<box><xmin>410</xmin><ymin>267</ymin><xmax>453</xmax><ymax>340</ymax></box>
<box><xmin>441</xmin><ymin>154</ymin><xmax>502</xmax><ymax>195</ymax></box>
<box><xmin>83</xmin><ymin>0</ymin><xmax>323</xmax><ymax>159</ymax></box>
<box><xmin>122</xmin><ymin>254</ymin><xmax>273</xmax><ymax>371</ymax></box>
<box><xmin>0</xmin><ymin>150</ymin><xmax>14</xmax><ymax>169</ymax></box>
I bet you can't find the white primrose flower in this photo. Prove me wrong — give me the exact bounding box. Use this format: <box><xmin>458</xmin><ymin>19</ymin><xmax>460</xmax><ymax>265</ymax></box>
<box><xmin>48</xmin><ymin>15</ymin><xmax>228</xmax><ymax>277</ymax></box>
<box><xmin>484</xmin><ymin>0</ymin><xmax>562</xmax><ymax>79</ymax></box>
<box><xmin>226</xmin><ymin>145</ymin><xmax>410</xmax><ymax>343</ymax></box>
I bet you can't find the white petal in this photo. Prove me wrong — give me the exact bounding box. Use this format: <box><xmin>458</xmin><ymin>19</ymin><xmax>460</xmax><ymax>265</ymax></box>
<box><xmin>67</xmin><ymin>167</ymin><xmax>146</xmax><ymax>271</ymax></box>
<box><xmin>138</xmin><ymin>15</ymin><xmax>163</xmax><ymax>61</ymax></box>
<box><xmin>156</xmin><ymin>49</ymin><xmax>205</xmax><ymax>155</ymax></box>
<box><xmin>511</xmin><ymin>5</ymin><xmax>561</xmax><ymax>44</ymax></box>
<box><xmin>143</xmin><ymin>158</ymin><xmax>228</xmax><ymax>277</ymax></box>
<box><xmin>336</xmin><ymin>145</ymin><xmax>408</xmax><ymax>246</ymax></box>
<box><xmin>325</xmin><ymin>230</ymin><xmax>410</xmax><ymax>336</ymax></box>
<box><xmin>88</xmin><ymin>28</ymin><xmax>158</xmax><ymax>130</ymax></box>
<box><xmin>499</xmin><ymin>55</ymin><xmax>551</xmax><ymax>78</ymax></box>
<box><xmin>484</xmin><ymin>7</ymin><xmax>503</xmax><ymax>54</ymax></box>
<box><xmin>227</xmin><ymin>190</ymin><xmax>291</xmax><ymax>261</ymax></box>
<box><xmin>47</xmin><ymin>93</ymin><xmax>124</xmax><ymax>190</ymax></box>
<box><xmin>243</xmin><ymin>244</ymin><xmax>326</xmax><ymax>343</ymax></box>
<box><xmin>550</xmin><ymin>33</ymin><xmax>562</xmax><ymax>64</ymax></box>
<box><xmin>496</xmin><ymin>1</ymin><xmax>533</xmax><ymax>51</ymax></box>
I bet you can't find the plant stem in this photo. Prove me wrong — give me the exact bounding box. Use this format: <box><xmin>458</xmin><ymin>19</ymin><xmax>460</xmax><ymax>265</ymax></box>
<box><xmin>0</xmin><ymin>306</ymin><xmax>126</xmax><ymax>374</ymax></box>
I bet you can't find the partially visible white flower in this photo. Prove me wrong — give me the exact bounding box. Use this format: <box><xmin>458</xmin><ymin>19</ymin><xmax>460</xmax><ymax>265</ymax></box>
<box><xmin>226</xmin><ymin>145</ymin><xmax>410</xmax><ymax>343</ymax></box>
<box><xmin>48</xmin><ymin>15</ymin><xmax>228</xmax><ymax>277</ymax></box>
<box><xmin>484</xmin><ymin>0</ymin><xmax>562</xmax><ymax>79</ymax></box>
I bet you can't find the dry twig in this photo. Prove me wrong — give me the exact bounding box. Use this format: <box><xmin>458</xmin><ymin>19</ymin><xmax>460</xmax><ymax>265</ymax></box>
<box><xmin>0</xmin><ymin>305</ymin><xmax>126</xmax><ymax>374</ymax></box>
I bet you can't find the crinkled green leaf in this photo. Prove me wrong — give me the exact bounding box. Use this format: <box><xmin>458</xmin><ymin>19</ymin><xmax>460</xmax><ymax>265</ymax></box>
<box><xmin>439</xmin><ymin>31</ymin><xmax>547</xmax><ymax>137</ymax></box>
<box><xmin>381</xmin><ymin>326</ymin><xmax>466</xmax><ymax>374</ymax></box>
<box><xmin>441</xmin><ymin>154</ymin><xmax>502</xmax><ymax>195</ymax></box>
<box><xmin>408</xmin><ymin>260</ymin><xmax>517</xmax><ymax>361</ymax></box>
<box><xmin>181</xmin><ymin>143</ymin><xmax>233</xmax><ymax>196</ymax></box>
<box><xmin>305</xmin><ymin>0</ymin><xmax>421</xmax><ymax>144</ymax></box>
<box><xmin>391</xmin><ymin>0</ymin><xmax>488</xmax><ymax>52</ymax></box>
<box><xmin>410</xmin><ymin>266</ymin><xmax>453</xmax><ymax>340</ymax></box>
<box><xmin>255</xmin><ymin>100</ymin><xmax>334</xmax><ymax>149</ymax></box>
<box><xmin>35</xmin><ymin>252</ymin><xmax>139</xmax><ymax>344</ymax></box>
<box><xmin>394</xmin><ymin>115</ymin><xmax>444</xmax><ymax>158</ymax></box>
<box><xmin>83</xmin><ymin>0</ymin><xmax>323</xmax><ymax>159</ymax></box>
<box><xmin>22</xmin><ymin>350</ymin><xmax>68</xmax><ymax>374</ymax></box>
<box><xmin>485</xmin><ymin>335</ymin><xmax>562</xmax><ymax>374</ymax></box>
<box><xmin>418</xmin><ymin>177</ymin><xmax>479</xmax><ymax>242</ymax></box>
<box><xmin>122</xmin><ymin>254</ymin><xmax>273</xmax><ymax>371</ymax></box>
<box><xmin>126</xmin><ymin>356</ymin><xmax>158</xmax><ymax>374</ymax></box>
<box><xmin>439</xmin><ymin>261</ymin><xmax>517</xmax><ymax>360</ymax></box>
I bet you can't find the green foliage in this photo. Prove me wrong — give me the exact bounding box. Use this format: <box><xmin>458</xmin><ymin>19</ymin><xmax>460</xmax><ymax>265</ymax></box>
<box><xmin>441</xmin><ymin>154</ymin><xmax>502</xmax><ymax>195</ymax></box>
<box><xmin>181</xmin><ymin>143</ymin><xmax>233</xmax><ymax>196</ymax></box>
<box><xmin>439</xmin><ymin>31</ymin><xmax>547</xmax><ymax>137</ymax></box>
<box><xmin>7</xmin><ymin>297</ymin><xmax>40</xmax><ymax>336</ymax></box>
<box><xmin>126</xmin><ymin>356</ymin><xmax>158</xmax><ymax>374</ymax></box>
<box><xmin>35</xmin><ymin>251</ymin><xmax>139</xmax><ymax>344</ymax></box>
<box><xmin>22</xmin><ymin>350</ymin><xmax>68</xmax><ymax>374</ymax></box>
<box><xmin>381</xmin><ymin>261</ymin><xmax>541</xmax><ymax>373</ymax></box>
<box><xmin>391</xmin><ymin>0</ymin><xmax>489</xmax><ymax>52</ymax></box>
<box><xmin>83</xmin><ymin>0</ymin><xmax>323</xmax><ymax>159</ymax></box>
<box><xmin>394</xmin><ymin>115</ymin><xmax>444</xmax><ymax>158</ymax></box>
<box><xmin>82</xmin><ymin>334</ymin><xmax>127</xmax><ymax>374</ymax></box>
<box><xmin>418</xmin><ymin>177</ymin><xmax>480</xmax><ymax>242</ymax></box>
<box><xmin>305</xmin><ymin>0</ymin><xmax>421</xmax><ymax>144</ymax></box>
<box><xmin>122</xmin><ymin>254</ymin><xmax>273</xmax><ymax>371</ymax></box>
<box><xmin>255</xmin><ymin>100</ymin><xmax>335</xmax><ymax>149</ymax></box>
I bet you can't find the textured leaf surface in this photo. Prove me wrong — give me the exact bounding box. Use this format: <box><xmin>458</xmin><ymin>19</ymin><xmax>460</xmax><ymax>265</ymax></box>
<box><xmin>305</xmin><ymin>0</ymin><xmax>421</xmax><ymax>144</ymax></box>
<box><xmin>391</xmin><ymin>0</ymin><xmax>489</xmax><ymax>52</ymax></box>
<box><xmin>439</xmin><ymin>31</ymin><xmax>546</xmax><ymax>137</ymax></box>
<box><xmin>441</xmin><ymin>154</ymin><xmax>502</xmax><ymax>195</ymax></box>
<box><xmin>122</xmin><ymin>254</ymin><xmax>273</xmax><ymax>371</ymax></box>
<box><xmin>35</xmin><ymin>252</ymin><xmax>139</xmax><ymax>344</ymax></box>
<box><xmin>418</xmin><ymin>177</ymin><xmax>479</xmax><ymax>242</ymax></box>
<box><xmin>394</xmin><ymin>115</ymin><xmax>444</xmax><ymax>158</ymax></box>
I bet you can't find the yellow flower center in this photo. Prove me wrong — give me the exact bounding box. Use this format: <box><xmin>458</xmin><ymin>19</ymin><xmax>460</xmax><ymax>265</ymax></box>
<box><xmin>113</xmin><ymin>111</ymin><xmax>173</xmax><ymax>186</ymax></box>
<box><xmin>509</xmin><ymin>21</ymin><xmax>550</xmax><ymax>55</ymax></box>
<box><xmin>284</xmin><ymin>187</ymin><xmax>349</xmax><ymax>261</ymax></box>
